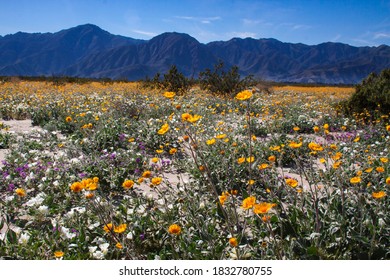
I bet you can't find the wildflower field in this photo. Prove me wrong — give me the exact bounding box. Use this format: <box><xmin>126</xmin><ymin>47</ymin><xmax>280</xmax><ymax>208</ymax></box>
<box><xmin>0</xmin><ymin>81</ymin><xmax>389</xmax><ymax>260</ymax></box>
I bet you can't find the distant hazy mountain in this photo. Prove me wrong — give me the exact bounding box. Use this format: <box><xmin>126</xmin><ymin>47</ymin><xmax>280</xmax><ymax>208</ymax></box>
<box><xmin>0</xmin><ymin>24</ymin><xmax>389</xmax><ymax>84</ymax></box>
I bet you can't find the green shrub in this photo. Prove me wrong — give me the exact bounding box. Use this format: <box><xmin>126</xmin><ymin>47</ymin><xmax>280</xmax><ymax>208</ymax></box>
<box><xmin>142</xmin><ymin>65</ymin><xmax>190</xmax><ymax>94</ymax></box>
<box><xmin>162</xmin><ymin>65</ymin><xmax>191</xmax><ymax>94</ymax></box>
<box><xmin>199</xmin><ymin>61</ymin><xmax>255</xmax><ymax>97</ymax></box>
<box><xmin>342</xmin><ymin>69</ymin><xmax>390</xmax><ymax>116</ymax></box>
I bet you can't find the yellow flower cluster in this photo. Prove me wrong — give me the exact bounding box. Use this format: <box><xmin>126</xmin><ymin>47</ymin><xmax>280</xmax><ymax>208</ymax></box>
<box><xmin>289</xmin><ymin>141</ymin><xmax>303</xmax><ymax>149</ymax></box>
<box><xmin>103</xmin><ymin>223</ymin><xmax>127</xmax><ymax>233</ymax></box>
<box><xmin>308</xmin><ymin>142</ymin><xmax>324</xmax><ymax>152</ymax></box>
<box><xmin>70</xmin><ymin>177</ymin><xmax>99</xmax><ymax>193</ymax></box>
<box><xmin>181</xmin><ymin>113</ymin><xmax>202</xmax><ymax>123</ymax></box>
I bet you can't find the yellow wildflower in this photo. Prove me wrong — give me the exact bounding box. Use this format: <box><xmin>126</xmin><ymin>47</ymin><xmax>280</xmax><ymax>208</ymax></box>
<box><xmin>253</xmin><ymin>202</ymin><xmax>275</xmax><ymax>215</ymax></box>
<box><xmin>258</xmin><ymin>163</ymin><xmax>269</xmax><ymax>170</ymax></box>
<box><xmin>235</xmin><ymin>90</ymin><xmax>253</xmax><ymax>101</ymax></box>
<box><xmin>372</xmin><ymin>191</ymin><xmax>386</xmax><ymax>199</ymax></box>
<box><xmin>181</xmin><ymin>113</ymin><xmax>201</xmax><ymax>123</ymax></box>
<box><xmin>157</xmin><ymin>123</ymin><xmax>169</xmax><ymax>135</ymax></box>
<box><xmin>70</xmin><ymin>182</ymin><xmax>83</xmax><ymax>193</ymax></box>
<box><xmin>114</xmin><ymin>224</ymin><xmax>127</xmax><ymax>234</ymax></box>
<box><xmin>329</xmin><ymin>144</ymin><xmax>337</xmax><ymax>150</ymax></box>
<box><xmin>285</xmin><ymin>178</ymin><xmax>298</xmax><ymax>188</ymax></box>
<box><xmin>122</xmin><ymin>180</ymin><xmax>135</xmax><ymax>189</ymax></box>
<box><xmin>219</xmin><ymin>193</ymin><xmax>228</xmax><ymax>205</ymax></box>
<box><xmin>229</xmin><ymin>237</ymin><xmax>238</xmax><ymax>247</ymax></box>
<box><xmin>332</xmin><ymin>152</ymin><xmax>343</xmax><ymax>160</ymax></box>
<box><xmin>142</xmin><ymin>171</ymin><xmax>152</xmax><ymax>178</ymax></box>
<box><xmin>268</xmin><ymin>155</ymin><xmax>276</xmax><ymax>162</ymax></box>
<box><xmin>308</xmin><ymin>142</ymin><xmax>323</xmax><ymax>151</ymax></box>
<box><xmin>151</xmin><ymin>177</ymin><xmax>162</xmax><ymax>186</ymax></box>
<box><xmin>103</xmin><ymin>223</ymin><xmax>113</xmax><ymax>233</ymax></box>
<box><xmin>350</xmin><ymin>177</ymin><xmax>361</xmax><ymax>184</ymax></box>
<box><xmin>15</xmin><ymin>188</ymin><xmax>26</xmax><ymax>197</ymax></box>
<box><xmin>168</xmin><ymin>224</ymin><xmax>181</xmax><ymax>235</ymax></box>
<box><xmin>241</xmin><ymin>196</ymin><xmax>256</xmax><ymax>209</ymax></box>
<box><xmin>333</xmin><ymin>161</ymin><xmax>342</xmax><ymax>169</ymax></box>
<box><xmin>365</xmin><ymin>167</ymin><xmax>373</xmax><ymax>173</ymax></box>
<box><xmin>289</xmin><ymin>141</ymin><xmax>302</xmax><ymax>148</ymax></box>
<box><xmin>376</xmin><ymin>167</ymin><xmax>385</xmax><ymax>173</ymax></box>
<box><xmin>54</xmin><ymin>251</ymin><xmax>64</xmax><ymax>258</ymax></box>
<box><xmin>163</xmin><ymin>91</ymin><xmax>175</xmax><ymax>99</ymax></box>
<box><xmin>270</xmin><ymin>145</ymin><xmax>281</xmax><ymax>152</ymax></box>
<box><xmin>246</xmin><ymin>156</ymin><xmax>255</xmax><ymax>163</ymax></box>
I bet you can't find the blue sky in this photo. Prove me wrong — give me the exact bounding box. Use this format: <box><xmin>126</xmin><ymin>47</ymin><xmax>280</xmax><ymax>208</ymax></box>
<box><xmin>0</xmin><ymin>0</ymin><xmax>389</xmax><ymax>46</ymax></box>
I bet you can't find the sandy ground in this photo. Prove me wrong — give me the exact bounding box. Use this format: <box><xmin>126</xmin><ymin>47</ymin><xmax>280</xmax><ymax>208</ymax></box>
<box><xmin>0</xmin><ymin>119</ymin><xmax>44</xmax><ymax>165</ymax></box>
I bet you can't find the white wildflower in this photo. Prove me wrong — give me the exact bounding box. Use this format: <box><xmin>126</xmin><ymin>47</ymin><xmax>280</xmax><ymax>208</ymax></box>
<box><xmin>37</xmin><ymin>205</ymin><xmax>49</xmax><ymax>215</ymax></box>
<box><xmin>18</xmin><ymin>232</ymin><xmax>30</xmax><ymax>245</ymax></box>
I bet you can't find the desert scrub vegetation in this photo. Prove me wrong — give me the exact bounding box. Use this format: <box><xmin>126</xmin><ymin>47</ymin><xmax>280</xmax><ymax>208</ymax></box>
<box><xmin>341</xmin><ymin>68</ymin><xmax>390</xmax><ymax>117</ymax></box>
<box><xmin>0</xmin><ymin>78</ymin><xmax>389</xmax><ymax>260</ymax></box>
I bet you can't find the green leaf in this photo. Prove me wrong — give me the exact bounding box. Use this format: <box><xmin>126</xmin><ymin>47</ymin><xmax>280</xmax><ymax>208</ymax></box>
<box><xmin>307</xmin><ymin>246</ymin><xmax>318</xmax><ymax>256</ymax></box>
<box><xmin>6</xmin><ymin>230</ymin><xmax>17</xmax><ymax>244</ymax></box>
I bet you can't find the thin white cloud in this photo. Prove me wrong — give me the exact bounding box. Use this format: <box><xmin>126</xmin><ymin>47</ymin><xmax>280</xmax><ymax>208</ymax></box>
<box><xmin>292</xmin><ymin>24</ymin><xmax>311</xmax><ymax>30</ymax></box>
<box><xmin>279</xmin><ymin>22</ymin><xmax>311</xmax><ymax>30</ymax></box>
<box><xmin>228</xmin><ymin>31</ymin><xmax>258</xmax><ymax>39</ymax></box>
<box><xmin>176</xmin><ymin>16</ymin><xmax>195</xmax><ymax>20</ymax></box>
<box><xmin>175</xmin><ymin>16</ymin><xmax>221</xmax><ymax>24</ymax></box>
<box><xmin>131</xmin><ymin>30</ymin><xmax>157</xmax><ymax>37</ymax></box>
<box><xmin>373</xmin><ymin>32</ymin><xmax>390</xmax><ymax>39</ymax></box>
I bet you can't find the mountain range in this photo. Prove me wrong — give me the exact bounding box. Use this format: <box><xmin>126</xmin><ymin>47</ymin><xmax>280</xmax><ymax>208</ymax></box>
<box><xmin>0</xmin><ymin>24</ymin><xmax>389</xmax><ymax>84</ymax></box>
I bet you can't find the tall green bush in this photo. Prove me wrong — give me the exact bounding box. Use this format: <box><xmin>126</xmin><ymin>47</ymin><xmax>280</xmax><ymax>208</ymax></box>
<box><xmin>142</xmin><ymin>65</ymin><xmax>190</xmax><ymax>94</ymax></box>
<box><xmin>199</xmin><ymin>61</ymin><xmax>255</xmax><ymax>97</ymax></box>
<box><xmin>343</xmin><ymin>69</ymin><xmax>390</xmax><ymax>116</ymax></box>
